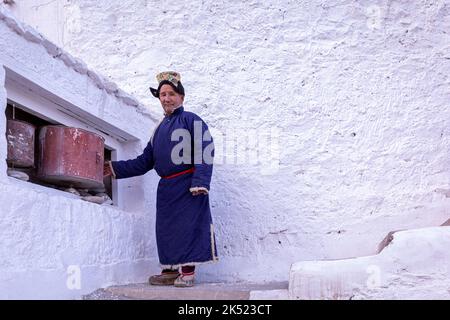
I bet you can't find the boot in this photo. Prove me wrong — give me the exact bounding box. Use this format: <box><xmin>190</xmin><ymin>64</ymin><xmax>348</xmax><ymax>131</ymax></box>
<box><xmin>148</xmin><ymin>269</ymin><xmax>180</xmax><ymax>286</ymax></box>
<box><xmin>174</xmin><ymin>271</ymin><xmax>195</xmax><ymax>287</ymax></box>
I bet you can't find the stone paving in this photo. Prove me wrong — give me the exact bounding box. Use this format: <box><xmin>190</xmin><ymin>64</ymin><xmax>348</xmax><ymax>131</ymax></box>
<box><xmin>83</xmin><ymin>281</ymin><xmax>289</xmax><ymax>300</ymax></box>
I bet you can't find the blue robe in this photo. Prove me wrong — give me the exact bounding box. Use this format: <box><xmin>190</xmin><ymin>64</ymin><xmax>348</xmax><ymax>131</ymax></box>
<box><xmin>111</xmin><ymin>106</ymin><xmax>218</xmax><ymax>268</ymax></box>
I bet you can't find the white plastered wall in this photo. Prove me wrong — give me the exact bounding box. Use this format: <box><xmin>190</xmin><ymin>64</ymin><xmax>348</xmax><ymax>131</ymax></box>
<box><xmin>0</xmin><ymin>6</ymin><xmax>161</xmax><ymax>299</ymax></box>
<box><xmin>4</xmin><ymin>0</ymin><xmax>450</xmax><ymax>286</ymax></box>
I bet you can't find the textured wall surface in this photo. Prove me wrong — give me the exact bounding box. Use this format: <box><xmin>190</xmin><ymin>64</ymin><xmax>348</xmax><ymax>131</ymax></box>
<box><xmin>0</xmin><ymin>10</ymin><xmax>160</xmax><ymax>298</ymax></box>
<box><xmin>4</xmin><ymin>0</ymin><xmax>450</xmax><ymax>285</ymax></box>
<box><xmin>0</xmin><ymin>181</ymin><xmax>156</xmax><ymax>299</ymax></box>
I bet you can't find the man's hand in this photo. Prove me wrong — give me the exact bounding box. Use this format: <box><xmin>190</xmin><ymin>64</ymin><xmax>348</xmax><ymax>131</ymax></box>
<box><xmin>103</xmin><ymin>162</ymin><xmax>112</xmax><ymax>177</ymax></box>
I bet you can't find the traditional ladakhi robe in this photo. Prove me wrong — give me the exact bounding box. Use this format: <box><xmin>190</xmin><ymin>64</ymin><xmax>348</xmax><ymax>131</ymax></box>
<box><xmin>110</xmin><ymin>106</ymin><xmax>218</xmax><ymax>268</ymax></box>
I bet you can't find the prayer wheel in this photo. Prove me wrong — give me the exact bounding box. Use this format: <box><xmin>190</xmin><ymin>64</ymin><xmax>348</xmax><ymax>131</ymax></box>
<box><xmin>6</xmin><ymin>119</ymin><xmax>36</xmax><ymax>168</ymax></box>
<box><xmin>37</xmin><ymin>125</ymin><xmax>105</xmax><ymax>189</ymax></box>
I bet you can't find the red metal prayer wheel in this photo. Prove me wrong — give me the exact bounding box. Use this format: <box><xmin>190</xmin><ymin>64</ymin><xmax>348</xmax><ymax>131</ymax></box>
<box><xmin>6</xmin><ymin>119</ymin><xmax>36</xmax><ymax>168</ymax></box>
<box><xmin>37</xmin><ymin>126</ymin><xmax>105</xmax><ymax>189</ymax></box>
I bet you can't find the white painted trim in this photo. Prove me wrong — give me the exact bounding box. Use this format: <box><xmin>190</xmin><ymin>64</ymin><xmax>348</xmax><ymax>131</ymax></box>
<box><xmin>189</xmin><ymin>186</ymin><xmax>209</xmax><ymax>194</ymax></box>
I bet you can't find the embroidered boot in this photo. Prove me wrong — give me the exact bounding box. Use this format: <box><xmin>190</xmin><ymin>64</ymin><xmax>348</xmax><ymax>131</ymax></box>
<box><xmin>148</xmin><ymin>269</ymin><xmax>180</xmax><ymax>286</ymax></box>
<box><xmin>174</xmin><ymin>271</ymin><xmax>195</xmax><ymax>287</ymax></box>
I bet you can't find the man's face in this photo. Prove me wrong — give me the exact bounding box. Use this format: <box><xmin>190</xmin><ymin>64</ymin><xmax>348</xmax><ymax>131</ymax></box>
<box><xmin>159</xmin><ymin>84</ymin><xmax>184</xmax><ymax>115</ymax></box>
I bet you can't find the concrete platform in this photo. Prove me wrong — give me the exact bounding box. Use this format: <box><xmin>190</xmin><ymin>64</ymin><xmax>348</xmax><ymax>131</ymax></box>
<box><xmin>83</xmin><ymin>281</ymin><xmax>289</xmax><ymax>300</ymax></box>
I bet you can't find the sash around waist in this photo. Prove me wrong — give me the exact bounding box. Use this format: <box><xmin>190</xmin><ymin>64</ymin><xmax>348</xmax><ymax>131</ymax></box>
<box><xmin>161</xmin><ymin>167</ymin><xmax>195</xmax><ymax>179</ymax></box>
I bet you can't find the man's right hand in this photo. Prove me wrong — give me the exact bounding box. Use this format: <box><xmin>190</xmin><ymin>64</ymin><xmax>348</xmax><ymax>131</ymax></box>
<box><xmin>103</xmin><ymin>162</ymin><xmax>112</xmax><ymax>177</ymax></box>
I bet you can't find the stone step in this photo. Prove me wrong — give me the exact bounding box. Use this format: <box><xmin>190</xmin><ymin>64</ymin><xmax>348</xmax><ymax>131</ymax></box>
<box><xmin>289</xmin><ymin>225</ymin><xmax>450</xmax><ymax>299</ymax></box>
<box><xmin>377</xmin><ymin>218</ymin><xmax>450</xmax><ymax>253</ymax></box>
<box><xmin>83</xmin><ymin>281</ymin><xmax>289</xmax><ymax>300</ymax></box>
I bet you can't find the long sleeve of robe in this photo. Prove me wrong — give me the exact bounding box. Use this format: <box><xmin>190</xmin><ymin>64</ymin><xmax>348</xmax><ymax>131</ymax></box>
<box><xmin>111</xmin><ymin>141</ymin><xmax>154</xmax><ymax>178</ymax></box>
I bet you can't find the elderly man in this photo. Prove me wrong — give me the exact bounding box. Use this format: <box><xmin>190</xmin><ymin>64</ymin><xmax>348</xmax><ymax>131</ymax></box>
<box><xmin>104</xmin><ymin>71</ymin><xmax>217</xmax><ymax>287</ymax></box>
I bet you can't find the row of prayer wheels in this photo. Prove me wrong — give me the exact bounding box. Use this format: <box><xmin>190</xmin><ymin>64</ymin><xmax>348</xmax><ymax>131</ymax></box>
<box><xmin>6</xmin><ymin>119</ymin><xmax>105</xmax><ymax>189</ymax></box>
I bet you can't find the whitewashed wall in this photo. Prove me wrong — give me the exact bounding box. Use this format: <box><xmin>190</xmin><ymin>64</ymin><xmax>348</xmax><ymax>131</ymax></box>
<box><xmin>6</xmin><ymin>0</ymin><xmax>450</xmax><ymax>285</ymax></box>
<box><xmin>0</xmin><ymin>7</ymin><xmax>161</xmax><ymax>299</ymax></box>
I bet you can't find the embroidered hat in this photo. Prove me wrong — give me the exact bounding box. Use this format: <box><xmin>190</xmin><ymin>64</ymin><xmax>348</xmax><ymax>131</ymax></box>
<box><xmin>149</xmin><ymin>71</ymin><xmax>185</xmax><ymax>98</ymax></box>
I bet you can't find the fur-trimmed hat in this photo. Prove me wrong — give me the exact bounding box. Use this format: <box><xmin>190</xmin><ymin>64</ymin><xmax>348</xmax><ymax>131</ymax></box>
<box><xmin>149</xmin><ymin>71</ymin><xmax>185</xmax><ymax>98</ymax></box>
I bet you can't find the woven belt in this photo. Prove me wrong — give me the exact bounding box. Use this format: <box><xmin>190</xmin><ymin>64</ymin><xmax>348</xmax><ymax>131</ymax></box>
<box><xmin>162</xmin><ymin>167</ymin><xmax>195</xmax><ymax>179</ymax></box>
